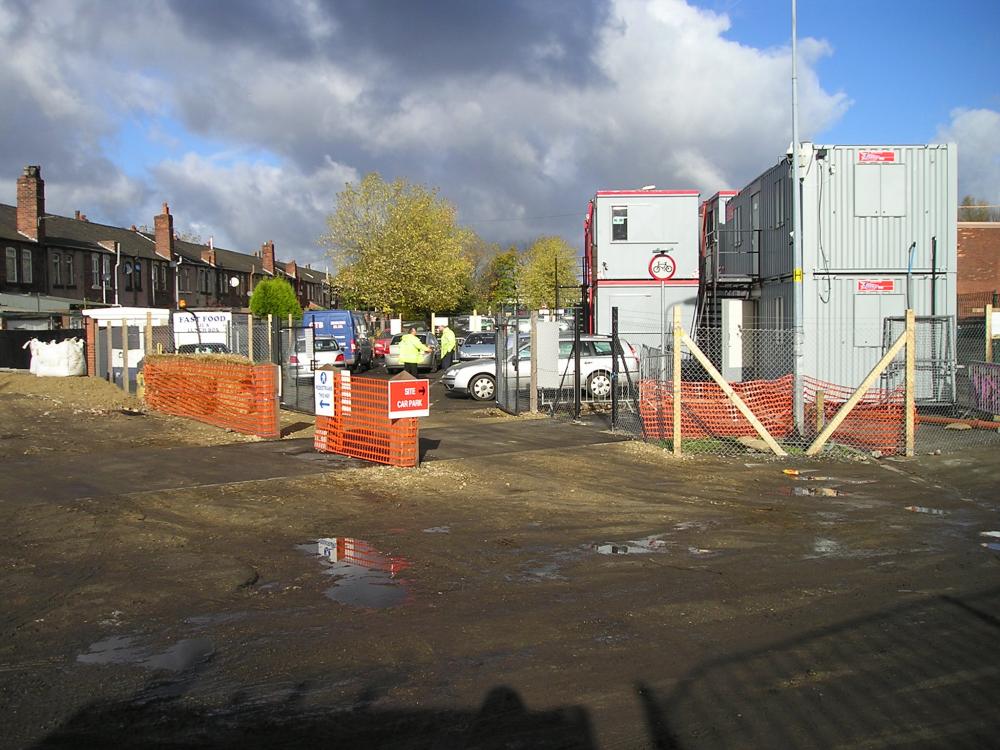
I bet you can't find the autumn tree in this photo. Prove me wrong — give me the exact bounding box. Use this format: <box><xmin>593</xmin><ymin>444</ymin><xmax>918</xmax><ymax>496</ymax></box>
<box><xmin>519</xmin><ymin>236</ymin><xmax>579</xmax><ymax>310</ymax></box>
<box><xmin>249</xmin><ymin>277</ymin><xmax>302</xmax><ymax>320</ymax></box>
<box><xmin>321</xmin><ymin>173</ymin><xmax>473</xmax><ymax>316</ymax></box>
<box><xmin>959</xmin><ymin>195</ymin><xmax>998</xmax><ymax>222</ymax></box>
<box><xmin>480</xmin><ymin>246</ymin><xmax>521</xmax><ymax>309</ymax></box>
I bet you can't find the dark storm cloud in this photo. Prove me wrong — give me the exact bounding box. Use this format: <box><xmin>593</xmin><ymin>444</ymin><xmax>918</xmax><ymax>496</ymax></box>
<box><xmin>167</xmin><ymin>0</ymin><xmax>610</xmax><ymax>86</ymax></box>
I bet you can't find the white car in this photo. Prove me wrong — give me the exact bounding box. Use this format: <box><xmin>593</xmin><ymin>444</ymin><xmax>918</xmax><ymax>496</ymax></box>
<box><xmin>289</xmin><ymin>337</ymin><xmax>344</xmax><ymax>381</ymax></box>
<box><xmin>441</xmin><ymin>335</ymin><xmax>639</xmax><ymax>401</ymax></box>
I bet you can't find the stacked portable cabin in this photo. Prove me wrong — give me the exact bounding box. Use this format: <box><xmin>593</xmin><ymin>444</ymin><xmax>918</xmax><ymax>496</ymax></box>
<box><xmin>706</xmin><ymin>143</ymin><xmax>957</xmax><ymax>396</ymax></box>
<box><xmin>584</xmin><ymin>190</ymin><xmax>701</xmax><ymax>347</ymax></box>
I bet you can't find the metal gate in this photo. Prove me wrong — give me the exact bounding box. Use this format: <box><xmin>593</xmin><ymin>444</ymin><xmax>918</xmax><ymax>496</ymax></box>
<box><xmin>279</xmin><ymin>323</ymin><xmax>316</xmax><ymax>413</ymax></box>
<box><xmin>882</xmin><ymin>315</ymin><xmax>956</xmax><ymax>405</ymax></box>
<box><xmin>494</xmin><ymin>318</ymin><xmax>523</xmax><ymax>414</ymax></box>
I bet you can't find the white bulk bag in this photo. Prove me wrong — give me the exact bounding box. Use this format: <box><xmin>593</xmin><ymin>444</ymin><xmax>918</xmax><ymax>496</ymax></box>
<box><xmin>24</xmin><ymin>337</ymin><xmax>86</xmax><ymax>377</ymax></box>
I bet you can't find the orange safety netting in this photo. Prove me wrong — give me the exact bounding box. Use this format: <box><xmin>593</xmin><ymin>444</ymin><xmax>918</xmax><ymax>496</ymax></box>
<box><xmin>143</xmin><ymin>357</ymin><xmax>279</xmax><ymax>439</ymax></box>
<box><xmin>314</xmin><ymin>374</ymin><xmax>418</xmax><ymax>468</ymax></box>
<box><xmin>639</xmin><ymin>373</ymin><xmax>907</xmax><ymax>455</ymax></box>
<box><xmin>803</xmin><ymin>376</ymin><xmax>906</xmax><ymax>455</ymax></box>
<box><xmin>639</xmin><ymin>374</ymin><xmax>794</xmax><ymax>443</ymax></box>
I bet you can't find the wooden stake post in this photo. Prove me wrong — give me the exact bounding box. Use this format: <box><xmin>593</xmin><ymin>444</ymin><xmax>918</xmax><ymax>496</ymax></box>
<box><xmin>672</xmin><ymin>306</ymin><xmax>682</xmax><ymax>456</ymax></box>
<box><xmin>904</xmin><ymin>309</ymin><xmax>916</xmax><ymax>456</ymax></box>
<box><xmin>987</xmin><ymin>304</ymin><xmax>994</xmax><ymax>364</ymax></box>
<box><xmin>806</xmin><ymin>315</ymin><xmax>911</xmax><ymax>456</ymax></box>
<box><xmin>681</xmin><ymin>331</ymin><xmax>788</xmax><ymax>457</ymax></box>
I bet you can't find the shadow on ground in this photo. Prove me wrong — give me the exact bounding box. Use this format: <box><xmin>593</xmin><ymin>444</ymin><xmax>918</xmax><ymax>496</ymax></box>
<box><xmin>34</xmin><ymin>587</ymin><xmax>1000</xmax><ymax>748</ymax></box>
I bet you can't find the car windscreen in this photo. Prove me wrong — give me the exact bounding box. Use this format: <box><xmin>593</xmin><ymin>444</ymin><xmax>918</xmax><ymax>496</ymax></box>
<box><xmin>464</xmin><ymin>333</ymin><xmax>495</xmax><ymax>346</ymax></box>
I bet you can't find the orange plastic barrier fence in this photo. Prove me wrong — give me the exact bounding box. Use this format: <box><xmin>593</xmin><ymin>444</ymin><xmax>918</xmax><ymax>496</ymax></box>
<box><xmin>314</xmin><ymin>373</ymin><xmax>418</xmax><ymax>467</ymax></box>
<box><xmin>143</xmin><ymin>356</ymin><xmax>279</xmax><ymax>439</ymax></box>
<box><xmin>803</xmin><ymin>377</ymin><xmax>906</xmax><ymax>455</ymax></box>
<box><xmin>640</xmin><ymin>374</ymin><xmax>794</xmax><ymax>442</ymax></box>
<box><xmin>639</xmin><ymin>374</ymin><xmax>906</xmax><ymax>455</ymax></box>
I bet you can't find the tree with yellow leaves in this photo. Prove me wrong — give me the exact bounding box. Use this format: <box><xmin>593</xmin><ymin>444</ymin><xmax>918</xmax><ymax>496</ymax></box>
<box><xmin>322</xmin><ymin>173</ymin><xmax>473</xmax><ymax>315</ymax></box>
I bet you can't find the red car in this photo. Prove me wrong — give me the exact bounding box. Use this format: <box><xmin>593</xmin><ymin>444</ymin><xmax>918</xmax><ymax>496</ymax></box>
<box><xmin>373</xmin><ymin>334</ymin><xmax>394</xmax><ymax>359</ymax></box>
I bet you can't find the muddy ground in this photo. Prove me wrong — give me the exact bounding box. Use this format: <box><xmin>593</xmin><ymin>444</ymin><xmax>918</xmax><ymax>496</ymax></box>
<box><xmin>1</xmin><ymin>370</ymin><xmax>999</xmax><ymax>748</ymax></box>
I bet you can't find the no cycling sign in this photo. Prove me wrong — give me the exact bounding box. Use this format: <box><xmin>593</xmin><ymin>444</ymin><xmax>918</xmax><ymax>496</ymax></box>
<box><xmin>648</xmin><ymin>253</ymin><xmax>677</xmax><ymax>281</ymax></box>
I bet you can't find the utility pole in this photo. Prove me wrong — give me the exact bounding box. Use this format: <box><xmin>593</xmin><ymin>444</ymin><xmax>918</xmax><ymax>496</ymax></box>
<box><xmin>791</xmin><ymin>0</ymin><xmax>805</xmax><ymax>436</ymax></box>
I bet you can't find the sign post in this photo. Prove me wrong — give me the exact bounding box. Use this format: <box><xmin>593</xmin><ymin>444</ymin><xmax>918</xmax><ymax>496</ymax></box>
<box><xmin>650</xmin><ymin>249</ymin><xmax>678</xmax><ymax>377</ymax></box>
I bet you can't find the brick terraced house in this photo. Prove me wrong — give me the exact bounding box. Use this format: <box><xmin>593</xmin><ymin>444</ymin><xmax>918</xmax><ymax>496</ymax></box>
<box><xmin>1</xmin><ymin>165</ymin><xmax>332</xmax><ymax>324</ymax></box>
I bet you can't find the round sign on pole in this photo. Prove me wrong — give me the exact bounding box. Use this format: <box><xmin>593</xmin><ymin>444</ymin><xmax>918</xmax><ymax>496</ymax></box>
<box><xmin>648</xmin><ymin>254</ymin><xmax>677</xmax><ymax>281</ymax></box>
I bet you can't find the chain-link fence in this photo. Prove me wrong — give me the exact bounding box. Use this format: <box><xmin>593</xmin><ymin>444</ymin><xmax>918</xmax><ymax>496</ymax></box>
<box><xmin>91</xmin><ymin>311</ymin><xmax>282</xmax><ymax>396</ymax></box>
<box><xmin>614</xmin><ymin>308</ymin><xmax>1000</xmax><ymax>457</ymax></box>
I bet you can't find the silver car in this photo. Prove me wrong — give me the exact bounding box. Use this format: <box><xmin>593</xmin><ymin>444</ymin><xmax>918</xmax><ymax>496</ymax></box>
<box><xmin>289</xmin><ymin>337</ymin><xmax>344</xmax><ymax>381</ymax></box>
<box><xmin>458</xmin><ymin>332</ymin><xmax>497</xmax><ymax>361</ymax></box>
<box><xmin>385</xmin><ymin>332</ymin><xmax>440</xmax><ymax>374</ymax></box>
<box><xmin>441</xmin><ymin>335</ymin><xmax>639</xmax><ymax>401</ymax></box>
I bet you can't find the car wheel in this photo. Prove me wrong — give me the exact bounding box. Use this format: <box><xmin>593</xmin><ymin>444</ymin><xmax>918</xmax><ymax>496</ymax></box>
<box><xmin>468</xmin><ymin>374</ymin><xmax>496</xmax><ymax>401</ymax></box>
<box><xmin>587</xmin><ymin>370</ymin><xmax>613</xmax><ymax>398</ymax></box>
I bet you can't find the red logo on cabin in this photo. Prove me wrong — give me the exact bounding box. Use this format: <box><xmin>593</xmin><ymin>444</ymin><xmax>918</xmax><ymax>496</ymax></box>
<box><xmin>857</xmin><ymin>279</ymin><xmax>895</xmax><ymax>293</ymax></box>
<box><xmin>858</xmin><ymin>151</ymin><xmax>895</xmax><ymax>163</ymax></box>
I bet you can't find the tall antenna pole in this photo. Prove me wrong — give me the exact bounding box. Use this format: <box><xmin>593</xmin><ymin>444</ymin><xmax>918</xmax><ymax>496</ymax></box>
<box><xmin>791</xmin><ymin>0</ymin><xmax>805</xmax><ymax>436</ymax></box>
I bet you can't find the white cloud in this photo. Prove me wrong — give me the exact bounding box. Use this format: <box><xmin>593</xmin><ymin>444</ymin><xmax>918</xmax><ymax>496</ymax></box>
<box><xmin>936</xmin><ymin>108</ymin><xmax>1000</xmax><ymax>202</ymax></box>
<box><xmin>0</xmin><ymin>0</ymin><xmax>852</xmax><ymax>264</ymax></box>
<box><xmin>149</xmin><ymin>154</ymin><xmax>358</xmax><ymax>264</ymax></box>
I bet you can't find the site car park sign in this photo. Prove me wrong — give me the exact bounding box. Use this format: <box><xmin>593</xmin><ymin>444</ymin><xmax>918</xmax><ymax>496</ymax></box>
<box><xmin>388</xmin><ymin>379</ymin><xmax>430</xmax><ymax>419</ymax></box>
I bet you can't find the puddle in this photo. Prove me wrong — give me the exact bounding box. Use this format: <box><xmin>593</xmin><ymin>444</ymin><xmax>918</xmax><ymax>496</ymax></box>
<box><xmin>143</xmin><ymin>639</ymin><xmax>214</xmax><ymax>671</ymax></box>
<box><xmin>522</xmin><ymin>562</ymin><xmax>567</xmax><ymax>581</ymax></box>
<box><xmin>302</xmin><ymin>538</ymin><xmax>411</xmax><ymax>609</ymax></box>
<box><xmin>593</xmin><ymin>534</ymin><xmax>671</xmax><ymax>555</ymax></box>
<box><xmin>792</xmin><ymin>487</ymin><xmax>840</xmax><ymax>497</ymax></box>
<box><xmin>812</xmin><ymin>538</ymin><xmax>842</xmax><ymax>556</ymax></box>
<box><xmin>982</xmin><ymin>542</ymin><xmax>1000</xmax><ymax>552</ymax></box>
<box><xmin>980</xmin><ymin>531</ymin><xmax>1000</xmax><ymax>539</ymax></box>
<box><xmin>76</xmin><ymin>635</ymin><xmax>144</xmax><ymax>666</ymax></box>
<box><xmin>904</xmin><ymin>506</ymin><xmax>948</xmax><ymax>516</ymax></box>
<box><xmin>422</xmin><ymin>526</ymin><xmax>450</xmax><ymax>534</ymax></box>
<box><xmin>687</xmin><ymin>547</ymin><xmax>721</xmax><ymax>557</ymax></box>
<box><xmin>77</xmin><ymin>636</ymin><xmax>214</xmax><ymax>672</ymax></box>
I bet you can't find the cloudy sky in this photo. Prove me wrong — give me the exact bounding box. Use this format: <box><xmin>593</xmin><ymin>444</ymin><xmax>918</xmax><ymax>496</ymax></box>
<box><xmin>1</xmin><ymin>0</ymin><xmax>997</xmax><ymax>268</ymax></box>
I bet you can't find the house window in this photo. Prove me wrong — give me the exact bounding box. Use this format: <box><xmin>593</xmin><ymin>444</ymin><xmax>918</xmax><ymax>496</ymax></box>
<box><xmin>180</xmin><ymin>267</ymin><xmax>192</xmax><ymax>292</ymax></box>
<box><xmin>51</xmin><ymin>252</ymin><xmax>63</xmax><ymax>286</ymax></box>
<box><xmin>133</xmin><ymin>260</ymin><xmax>142</xmax><ymax>291</ymax></box>
<box><xmin>156</xmin><ymin>263</ymin><xmax>167</xmax><ymax>292</ymax></box>
<box><xmin>198</xmin><ymin>268</ymin><xmax>211</xmax><ymax>294</ymax></box>
<box><xmin>611</xmin><ymin>206</ymin><xmax>628</xmax><ymax>241</ymax></box>
<box><xmin>64</xmin><ymin>254</ymin><xmax>75</xmax><ymax>287</ymax></box>
<box><xmin>20</xmin><ymin>249</ymin><xmax>32</xmax><ymax>284</ymax></box>
<box><xmin>5</xmin><ymin>247</ymin><xmax>17</xmax><ymax>283</ymax></box>
<box><xmin>91</xmin><ymin>254</ymin><xmax>100</xmax><ymax>288</ymax></box>
<box><xmin>124</xmin><ymin>260</ymin><xmax>133</xmax><ymax>291</ymax></box>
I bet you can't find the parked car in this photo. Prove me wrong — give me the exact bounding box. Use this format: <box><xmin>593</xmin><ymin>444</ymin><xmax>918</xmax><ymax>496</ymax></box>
<box><xmin>441</xmin><ymin>335</ymin><xmax>639</xmax><ymax>401</ymax></box>
<box><xmin>385</xmin><ymin>332</ymin><xmax>440</xmax><ymax>374</ymax></box>
<box><xmin>458</xmin><ymin>332</ymin><xmax>498</xmax><ymax>361</ymax></box>
<box><xmin>289</xmin><ymin>337</ymin><xmax>344</xmax><ymax>381</ymax></box>
<box><xmin>373</xmin><ymin>333</ymin><xmax>394</xmax><ymax>360</ymax></box>
<box><xmin>177</xmin><ymin>343</ymin><xmax>231</xmax><ymax>354</ymax></box>
<box><xmin>301</xmin><ymin>310</ymin><xmax>373</xmax><ymax>372</ymax></box>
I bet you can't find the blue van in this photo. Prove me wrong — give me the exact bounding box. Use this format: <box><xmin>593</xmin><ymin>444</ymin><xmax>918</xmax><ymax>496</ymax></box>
<box><xmin>302</xmin><ymin>310</ymin><xmax>374</xmax><ymax>371</ymax></box>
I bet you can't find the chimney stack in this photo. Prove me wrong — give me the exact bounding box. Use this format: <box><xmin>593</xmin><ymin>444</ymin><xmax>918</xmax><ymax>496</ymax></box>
<box><xmin>285</xmin><ymin>260</ymin><xmax>297</xmax><ymax>278</ymax></box>
<box><xmin>154</xmin><ymin>202</ymin><xmax>174</xmax><ymax>260</ymax></box>
<box><xmin>261</xmin><ymin>240</ymin><xmax>275</xmax><ymax>275</ymax></box>
<box><xmin>16</xmin><ymin>165</ymin><xmax>45</xmax><ymax>242</ymax></box>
